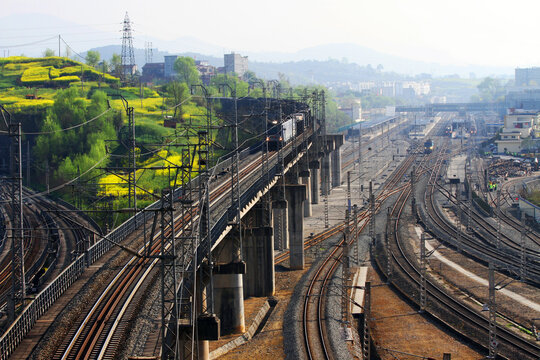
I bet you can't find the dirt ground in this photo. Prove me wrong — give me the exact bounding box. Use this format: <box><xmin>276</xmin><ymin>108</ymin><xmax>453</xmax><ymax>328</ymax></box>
<box><xmin>216</xmin><ymin>260</ymin><xmax>309</xmax><ymax>360</ymax></box>
<box><xmin>368</xmin><ymin>267</ymin><xmax>484</xmax><ymax>360</ymax></box>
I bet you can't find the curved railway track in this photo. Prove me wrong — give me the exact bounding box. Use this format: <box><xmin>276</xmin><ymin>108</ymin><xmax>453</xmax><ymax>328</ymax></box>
<box><xmin>423</xmin><ymin>149</ymin><xmax>540</xmax><ymax>283</ymax></box>
<box><xmin>301</xmin><ymin>137</ymin><xmax>420</xmax><ymax>359</ymax></box>
<box><xmin>381</xmin><ymin>142</ymin><xmax>540</xmax><ymax>359</ymax></box>
<box><xmin>0</xmin><ymin>189</ymin><xmax>56</xmax><ymax>316</ymax></box>
<box><xmin>52</xmin><ymin>134</ymin><xmax>310</xmax><ymax>358</ymax></box>
<box><xmin>56</xmin><ymin>121</ymin><xmax>410</xmax><ymax>359</ymax></box>
<box><xmin>435</xmin><ymin>182</ymin><xmax>540</xmax><ymax>257</ymax></box>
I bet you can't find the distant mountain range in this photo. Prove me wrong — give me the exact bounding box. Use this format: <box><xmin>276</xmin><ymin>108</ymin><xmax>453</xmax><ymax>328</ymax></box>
<box><xmin>0</xmin><ymin>13</ymin><xmax>514</xmax><ymax>80</ymax></box>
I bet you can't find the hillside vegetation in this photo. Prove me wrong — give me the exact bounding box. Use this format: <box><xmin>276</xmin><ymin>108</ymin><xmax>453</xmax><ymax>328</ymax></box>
<box><xmin>0</xmin><ymin>55</ymin><xmax>346</xmax><ymax>228</ymax></box>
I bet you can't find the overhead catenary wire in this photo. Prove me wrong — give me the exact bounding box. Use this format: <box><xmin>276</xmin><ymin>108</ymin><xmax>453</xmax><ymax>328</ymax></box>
<box><xmin>0</xmin><ymin>153</ymin><xmax>109</xmax><ymax>203</ymax></box>
<box><xmin>0</xmin><ymin>92</ymin><xmax>290</xmax><ymax>209</ymax></box>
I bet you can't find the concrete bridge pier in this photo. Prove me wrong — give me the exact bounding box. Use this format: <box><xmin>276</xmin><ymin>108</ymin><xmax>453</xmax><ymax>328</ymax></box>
<box><xmin>309</xmin><ymin>160</ymin><xmax>320</xmax><ymax>204</ymax></box>
<box><xmin>330</xmin><ymin>135</ymin><xmax>344</xmax><ymax>188</ymax></box>
<box><xmin>321</xmin><ymin>153</ymin><xmax>331</xmax><ymax>196</ymax></box>
<box><xmin>196</xmin><ymin>282</ymin><xmax>210</xmax><ymax>360</ymax></box>
<box><xmin>331</xmin><ymin>147</ymin><xmax>341</xmax><ymax>188</ymax></box>
<box><xmin>286</xmin><ymin>184</ymin><xmax>307</xmax><ymax>270</ymax></box>
<box><xmin>272</xmin><ymin>199</ymin><xmax>288</xmax><ymax>251</ymax></box>
<box><xmin>321</xmin><ymin>138</ymin><xmax>334</xmax><ymax>196</ymax></box>
<box><xmin>300</xmin><ymin>170</ymin><xmax>311</xmax><ymax>217</ymax></box>
<box><xmin>213</xmin><ymin>272</ymin><xmax>245</xmax><ymax>334</ymax></box>
<box><xmin>213</xmin><ymin>228</ymin><xmax>246</xmax><ymax>335</ymax></box>
<box><xmin>285</xmin><ymin>168</ymin><xmax>299</xmax><ymax>184</ymax></box>
<box><xmin>242</xmin><ymin>227</ymin><xmax>275</xmax><ymax>297</ymax></box>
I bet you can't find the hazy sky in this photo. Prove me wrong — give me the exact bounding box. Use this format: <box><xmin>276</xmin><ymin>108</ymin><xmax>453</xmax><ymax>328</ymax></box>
<box><xmin>3</xmin><ymin>0</ymin><xmax>540</xmax><ymax>67</ymax></box>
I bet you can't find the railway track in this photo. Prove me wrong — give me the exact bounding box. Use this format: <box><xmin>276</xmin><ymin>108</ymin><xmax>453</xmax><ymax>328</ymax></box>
<box><xmin>435</xmin><ymin>182</ymin><xmax>540</xmax><ymax>258</ymax></box>
<box><xmin>422</xmin><ymin>148</ymin><xmax>540</xmax><ymax>283</ymax></box>
<box><xmin>301</xmin><ymin>135</ymin><xmax>420</xmax><ymax>359</ymax></box>
<box><xmin>50</xmin><ymin>129</ymin><xmax>316</xmax><ymax>359</ymax></box>
<box><xmin>382</xmin><ymin>141</ymin><xmax>540</xmax><ymax>359</ymax></box>
<box><xmin>0</xmin><ymin>187</ymin><xmax>61</xmax><ymax>320</ymax></box>
<box><xmin>488</xmin><ymin>177</ymin><xmax>540</xmax><ymax>247</ymax></box>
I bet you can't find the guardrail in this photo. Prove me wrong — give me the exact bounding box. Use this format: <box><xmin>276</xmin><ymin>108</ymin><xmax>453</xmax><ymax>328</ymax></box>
<box><xmin>0</xmin><ymin>128</ymin><xmax>312</xmax><ymax>360</ymax></box>
<box><xmin>51</xmin><ymin>197</ymin><xmax>103</xmax><ymax>236</ymax></box>
<box><xmin>0</xmin><ymin>209</ymin><xmax>5</xmax><ymax>255</ymax></box>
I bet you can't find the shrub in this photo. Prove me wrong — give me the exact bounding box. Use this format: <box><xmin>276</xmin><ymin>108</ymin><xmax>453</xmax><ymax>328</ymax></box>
<box><xmin>122</xmin><ymin>87</ymin><xmax>160</xmax><ymax>98</ymax></box>
<box><xmin>21</xmin><ymin>66</ymin><xmax>50</xmax><ymax>84</ymax></box>
<box><xmin>59</xmin><ymin>66</ymin><xmax>82</xmax><ymax>76</ymax></box>
<box><xmin>49</xmin><ymin>68</ymin><xmax>60</xmax><ymax>79</ymax></box>
<box><xmin>51</xmin><ymin>76</ymin><xmax>80</xmax><ymax>86</ymax></box>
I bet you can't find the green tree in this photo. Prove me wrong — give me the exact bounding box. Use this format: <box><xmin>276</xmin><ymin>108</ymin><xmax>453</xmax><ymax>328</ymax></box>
<box><xmin>110</xmin><ymin>53</ymin><xmax>121</xmax><ymax>76</ymax></box>
<box><xmin>242</xmin><ymin>70</ymin><xmax>258</xmax><ymax>84</ymax></box>
<box><xmin>173</xmin><ymin>57</ymin><xmax>200</xmax><ymax>86</ymax></box>
<box><xmin>43</xmin><ymin>48</ymin><xmax>55</xmax><ymax>57</ymax></box>
<box><xmin>210</xmin><ymin>74</ymin><xmax>249</xmax><ymax>97</ymax></box>
<box><xmin>165</xmin><ymin>81</ymin><xmax>189</xmax><ymax>121</ymax></box>
<box><xmin>85</xmin><ymin>50</ymin><xmax>101</xmax><ymax>68</ymax></box>
<box><xmin>34</xmin><ymin>88</ymin><xmax>117</xmax><ymax>184</ymax></box>
<box><xmin>477</xmin><ymin>77</ymin><xmax>502</xmax><ymax>102</ymax></box>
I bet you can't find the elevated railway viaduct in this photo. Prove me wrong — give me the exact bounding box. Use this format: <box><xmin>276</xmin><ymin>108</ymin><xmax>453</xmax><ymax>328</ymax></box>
<box><xmin>0</xmin><ymin>95</ymin><xmax>346</xmax><ymax>360</ymax></box>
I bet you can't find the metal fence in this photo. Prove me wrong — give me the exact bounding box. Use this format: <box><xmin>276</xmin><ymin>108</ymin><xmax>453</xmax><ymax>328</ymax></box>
<box><xmin>0</xmin><ymin>130</ymin><xmax>312</xmax><ymax>360</ymax></box>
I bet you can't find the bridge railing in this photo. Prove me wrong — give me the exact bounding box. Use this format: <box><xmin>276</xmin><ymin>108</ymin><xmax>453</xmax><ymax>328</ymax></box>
<box><xmin>0</xmin><ymin>139</ymin><xmax>248</xmax><ymax>358</ymax></box>
<box><xmin>0</xmin><ymin>253</ymin><xmax>86</xmax><ymax>360</ymax></box>
<box><xmin>0</xmin><ymin>128</ymin><xmax>313</xmax><ymax>360</ymax></box>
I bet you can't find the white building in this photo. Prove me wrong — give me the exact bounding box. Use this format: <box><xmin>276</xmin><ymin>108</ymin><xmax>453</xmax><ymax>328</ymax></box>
<box><xmin>495</xmin><ymin>109</ymin><xmax>540</xmax><ymax>153</ymax></box>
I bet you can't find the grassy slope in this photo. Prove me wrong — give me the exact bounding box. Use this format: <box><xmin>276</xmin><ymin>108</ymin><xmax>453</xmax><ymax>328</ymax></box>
<box><xmin>0</xmin><ymin>56</ymin><xmax>218</xmax><ymax>224</ymax></box>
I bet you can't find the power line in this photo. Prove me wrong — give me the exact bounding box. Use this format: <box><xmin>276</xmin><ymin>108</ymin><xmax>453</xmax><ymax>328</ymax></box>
<box><xmin>0</xmin><ymin>107</ymin><xmax>113</xmax><ymax>135</ymax></box>
<box><xmin>0</xmin><ymin>35</ymin><xmax>58</xmax><ymax>48</ymax></box>
<box><xmin>0</xmin><ymin>153</ymin><xmax>109</xmax><ymax>203</ymax></box>
<box><xmin>60</xmin><ymin>36</ymin><xmax>85</xmax><ymax>60</ymax></box>
<box><xmin>0</xmin><ymin>31</ymin><xmax>119</xmax><ymax>40</ymax></box>
<box><xmin>0</xmin><ymin>22</ymin><xmax>120</xmax><ymax>32</ymax></box>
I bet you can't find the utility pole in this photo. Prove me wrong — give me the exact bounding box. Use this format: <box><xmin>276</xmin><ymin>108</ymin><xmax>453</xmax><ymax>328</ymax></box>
<box><xmin>253</xmin><ymin>80</ymin><xmax>271</xmax><ymax>227</ymax></box>
<box><xmin>362</xmin><ymin>282</ymin><xmax>371</xmax><ymax>360</ymax></box>
<box><xmin>487</xmin><ymin>262</ymin><xmax>498</xmax><ymax>359</ymax></box>
<box><xmin>520</xmin><ymin>212</ymin><xmax>527</xmax><ymax>282</ymax></box>
<box><xmin>219</xmin><ymin>82</ymin><xmax>243</xmax><ymax>275</ymax></box>
<box><xmin>467</xmin><ymin>161</ymin><xmax>473</xmax><ymax>232</ymax></box>
<box><xmin>410</xmin><ymin>167</ymin><xmax>416</xmax><ymax>218</ymax></box>
<box><xmin>386</xmin><ymin>207</ymin><xmax>392</xmax><ymax>283</ymax></box>
<box><xmin>117</xmin><ymin>96</ymin><xmax>137</xmax><ymax>225</ymax></box>
<box><xmin>420</xmin><ymin>232</ymin><xmax>427</xmax><ymax>312</ymax></box>
<box><xmin>358</xmin><ymin>121</ymin><xmax>362</xmax><ymax>200</ymax></box>
<box><xmin>1</xmin><ymin>105</ymin><xmax>25</xmax><ymax>321</ymax></box>
<box><xmin>341</xmin><ymin>210</ymin><xmax>351</xmax><ymax>333</ymax></box>
<box><xmin>347</xmin><ymin>171</ymin><xmax>351</xmax><ymax>214</ymax></box>
<box><xmin>321</xmin><ymin>91</ymin><xmax>329</xmax><ymax>228</ymax></box>
<box><xmin>192</xmin><ymin>84</ymin><xmax>215</xmax><ymax>317</ymax></box>
<box><xmin>496</xmin><ymin>189</ymin><xmax>501</xmax><ymax>249</ymax></box>
<box><xmin>176</xmin><ymin>148</ymin><xmax>196</xmax><ymax>359</ymax></box>
<box><xmin>369</xmin><ymin>181</ymin><xmax>375</xmax><ymax>246</ymax></box>
<box><xmin>353</xmin><ymin>204</ymin><xmax>359</xmax><ymax>266</ymax></box>
<box><xmin>160</xmin><ymin>186</ymin><xmax>180</xmax><ymax>358</ymax></box>
<box><xmin>456</xmin><ymin>184</ymin><xmax>462</xmax><ymax>253</ymax></box>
